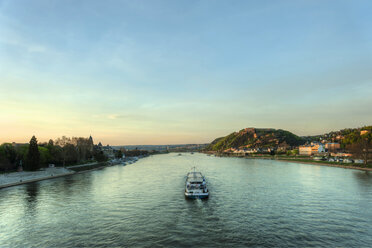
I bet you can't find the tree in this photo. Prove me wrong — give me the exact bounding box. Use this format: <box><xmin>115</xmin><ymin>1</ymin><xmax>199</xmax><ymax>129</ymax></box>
<box><xmin>25</xmin><ymin>136</ymin><xmax>40</xmax><ymax>171</ymax></box>
<box><xmin>47</xmin><ymin>144</ymin><xmax>64</xmax><ymax>165</ymax></box>
<box><xmin>349</xmin><ymin>134</ymin><xmax>372</xmax><ymax>167</ymax></box>
<box><xmin>93</xmin><ymin>149</ymin><xmax>108</xmax><ymax>162</ymax></box>
<box><xmin>0</xmin><ymin>144</ymin><xmax>17</xmax><ymax>171</ymax></box>
<box><xmin>75</xmin><ymin>137</ymin><xmax>93</xmax><ymax>161</ymax></box>
<box><xmin>38</xmin><ymin>146</ymin><xmax>52</xmax><ymax>167</ymax></box>
<box><xmin>62</xmin><ymin>144</ymin><xmax>78</xmax><ymax>166</ymax></box>
<box><xmin>3</xmin><ymin>144</ymin><xmax>17</xmax><ymax>166</ymax></box>
<box><xmin>55</xmin><ymin>136</ymin><xmax>71</xmax><ymax>147</ymax></box>
<box><xmin>116</xmin><ymin>150</ymin><xmax>123</xmax><ymax>159</ymax></box>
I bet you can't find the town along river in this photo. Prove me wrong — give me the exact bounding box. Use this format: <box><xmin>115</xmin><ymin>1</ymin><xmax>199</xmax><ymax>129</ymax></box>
<box><xmin>1</xmin><ymin>153</ymin><xmax>372</xmax><ymax>247</ymax></box>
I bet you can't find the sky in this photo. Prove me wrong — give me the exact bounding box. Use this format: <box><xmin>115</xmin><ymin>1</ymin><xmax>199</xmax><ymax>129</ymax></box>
<box><xmin>1</xmin><ymin>0</ymin><xmax>372</xmax><ymax>145</ymax></box>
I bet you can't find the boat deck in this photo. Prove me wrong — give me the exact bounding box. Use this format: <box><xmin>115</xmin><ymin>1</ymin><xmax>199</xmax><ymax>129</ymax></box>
<box><xmin>186</xmin><ymin>172</ymin><xmax>204</xmax><ymax>183</ymax></box>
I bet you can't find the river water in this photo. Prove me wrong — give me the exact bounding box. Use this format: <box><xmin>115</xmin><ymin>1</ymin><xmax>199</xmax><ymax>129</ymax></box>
<box><xmin>1</xmin><ymin>153</ymin><xmax>372</xmax><ymax>247</ymax></box>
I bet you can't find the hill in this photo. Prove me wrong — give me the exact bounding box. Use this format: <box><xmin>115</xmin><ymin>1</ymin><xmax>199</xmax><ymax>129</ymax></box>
<box><xmin>303</xmin><ymin>126</ymin><xmax>372</xmax><ymax>146</ymax></box>
<box><xmin>207</xmin><ymin>128</ymin><xmax>305</xmax><ymax>151</ymax></box>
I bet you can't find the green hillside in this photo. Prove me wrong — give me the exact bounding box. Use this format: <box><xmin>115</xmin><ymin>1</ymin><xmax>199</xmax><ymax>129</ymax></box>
<box><xmin>303</xmin><ymin>126</ymin><xmax>372</xmax><ymax>146</ymax></box>
<box><xmin>207</xmin><ymin>128</ymin><xmax>305</xmax><ymax>151</ymax></box>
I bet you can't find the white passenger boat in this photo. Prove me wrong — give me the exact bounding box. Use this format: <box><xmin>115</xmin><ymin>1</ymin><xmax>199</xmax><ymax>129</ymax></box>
<box><xmin>185</xmin><ymin>168</ymin><xmax>209</xmax><ymax>199</ymax></box>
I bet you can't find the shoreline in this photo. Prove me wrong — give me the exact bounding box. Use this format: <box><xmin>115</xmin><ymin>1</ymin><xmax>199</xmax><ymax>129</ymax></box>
<box><xmin>0</xmin><ymin>156</ymin><xmax>149</xmax><ymax>190</ymax></box>
<box><xmin>274</xmin><ymin>158</ymin><xmax>372</xmax><ymax>172</ymax></box>
<box><xmin>0</xmin><ymin>168</ymin><xmax>75</xmax><ymax>190</ymax></box>
<box><xmin>0</xmin><ymin>170</ymin><xmax>75</xmax><ymax>189</ymax></box>
<box><xmin>1</xmin><ymin>153</ymin><xmax>369</xmax><ymax>190</ymax></box>
<box><xmin>206</xmin><ymin>152</ymin><xmax>372</xmax><ymax>172</ymax></box>
<box><xmin>0</xmin><ymin>161</ymin><xmax>110</xmax><ymax>190</ymax></box>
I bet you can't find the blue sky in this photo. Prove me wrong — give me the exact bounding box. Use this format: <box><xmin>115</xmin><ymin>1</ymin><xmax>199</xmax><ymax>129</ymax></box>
<box><xmin>1</xmin><ymin>0</ymin><xmax>372</xmax><ymax>145</ymax></box>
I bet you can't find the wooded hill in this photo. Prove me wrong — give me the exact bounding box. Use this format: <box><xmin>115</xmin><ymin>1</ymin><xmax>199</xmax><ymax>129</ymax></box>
<box><xmin>206</xmin><ymin>126</ymin><xmax>372</xmax><ymax>152</ymax></box>
<box><xmin>207</xmin><ymin>128</ymin><xmax>305</xmax><ymax>151</ymax></box>
<box><xmin>303</xmin><ymin>126</ymin><xmax>372</xmax><ymax>146</ymax></box>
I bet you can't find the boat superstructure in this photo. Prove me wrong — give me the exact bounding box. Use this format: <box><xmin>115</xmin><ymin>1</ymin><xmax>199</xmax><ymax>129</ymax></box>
<box><xmin>185</xmin><ymin>168</ymin><xmax>209</xmax><ymax>199</ymax></box>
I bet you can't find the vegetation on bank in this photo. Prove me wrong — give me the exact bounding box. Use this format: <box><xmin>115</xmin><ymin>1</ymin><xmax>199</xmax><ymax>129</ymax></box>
<box><xmin>214</xmin><ymin>153</ymin><xmax>372</xmax><ymax>169</ymax></box>
<box><xmin>208</xmin><ymin>126</ymin><xmax>372</xmax><ymax>153</ymax></box>
<box><xmin>123</xmin><ymin>149</ymin><xmax>149</xmax><ymax>157</ymax></box>
<box><xmin>0</xmin><ymin>136</ymin><xmax>109</xmax><ymax>172</ymax></box>
<box><xmin>279</xmin><ymin>158</ymin><xmax>372</xmax><ymax>169</ymax></box>
<box><xmin>206</xmin><ymin>126</ymin><xmax>372</xmax><ymax>167</ymax></box>
<box><xmin>301</xmin><ymin>126</ymin><xmax>372</xmax><ymax>166</ymax></box>
<box><xmin>303</xmin><ymin>126</ymin><xmax>372</xmax><ymax>147</ymax></box>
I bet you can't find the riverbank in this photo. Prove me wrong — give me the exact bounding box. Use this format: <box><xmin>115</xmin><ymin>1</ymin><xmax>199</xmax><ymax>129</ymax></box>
<box><xmin>207</xmin><ymin>152</ymin><xmax>372</xmax><ymax>172</ymax></box>
<box><xmin>0</xmin><ymin>167</ymin><xmax>75</xmax><ymax>189</ymax></box>
<box><xmin>67</xmin><ymin>161</ymin><xmax>109</xmax><ymax>172</ymax></box>
<box><xmin>0</xmin><ymin>161</ymin><xmax>109</xmax><ymax>189</ymax></box>
<box><xmin>275</xmin><ymin>158</ymin><xmax>372</xmax><ymax>171</ymax></box>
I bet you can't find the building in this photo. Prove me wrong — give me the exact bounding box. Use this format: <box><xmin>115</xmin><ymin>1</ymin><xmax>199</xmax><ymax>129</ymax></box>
<box><xmin>360</xmin><ymin>130</ymin><xmax>370</xmax><ymax>136</ymax></box>
<box><xmin>325</xmin><ymin>143</ymin><xmax>340</xmax><ymax>152</ymax></box>
<box><xmin>88</xmin><ymin>135</ymin><xmax>94</xmax><ymax>152</ymax></box>
<box><xmin>102</xmin><ymin>144</ymin><xmax>115</xmax><ymax>158</ymax></box>
<box><xmin>331</xmin><ymin>152</ymin><xmax>353</xmax><ymax>157</ymax></box>
<box><xmin>299</xmin><ymin>146</ymin><xmax>312</xmax><ymax>156</ymax></box>
<box><xmin>277</xmin><ymin>142</ymin><xmax>290</xmax><ymax>152</ymax></box>
<box><xmin>299</xmin><ymin>144</ymin><xmax>325</xmax><ymax>156</ymax></box>
<box><xmin>317</xmin><ymin>144</ymin><xmax>326</xmax><ymax>153</ymax></box>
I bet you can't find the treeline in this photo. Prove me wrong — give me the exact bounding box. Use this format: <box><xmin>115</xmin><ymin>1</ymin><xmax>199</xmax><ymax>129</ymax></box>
<box><xmin>123</xmin><ymin>149</ymin><xmax>149</xmax><ymax>157</ymax></box>
<box><xmin>342</xmin><ymin>126</ymin><xmax>372</xmax><ymax>146</ymax></box>
<box><xmin>0</xmin><ymin>136</ymin><xmax>108</xmax><ymax>172</ymax></box>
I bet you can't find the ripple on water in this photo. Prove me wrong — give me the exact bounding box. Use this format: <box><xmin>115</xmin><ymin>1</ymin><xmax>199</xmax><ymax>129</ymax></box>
<box><xmin>1</xmin><ymin>154</ymin><xmax>372</xmax><ymax>247</ymax></box>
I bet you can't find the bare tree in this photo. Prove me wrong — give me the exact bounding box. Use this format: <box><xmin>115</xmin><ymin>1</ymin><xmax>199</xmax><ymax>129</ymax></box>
<box><xmin>349</xmin><ymin>136</ymin><xmax>371</xmax><ymax>167</ymax></box>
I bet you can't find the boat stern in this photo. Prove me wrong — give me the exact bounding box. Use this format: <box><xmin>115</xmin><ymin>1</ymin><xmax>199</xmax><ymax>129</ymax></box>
<box><xmin>184</xmin><ymin>191</ymin><xmax>209</xmax><ymax>199</ymax></box>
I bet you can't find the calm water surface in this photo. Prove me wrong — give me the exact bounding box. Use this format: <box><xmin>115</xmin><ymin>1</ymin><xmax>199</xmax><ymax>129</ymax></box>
<box><xmin>1</xmin><ymin>153</ymin><xmax>372</xmax><ymax>247</ymax></box>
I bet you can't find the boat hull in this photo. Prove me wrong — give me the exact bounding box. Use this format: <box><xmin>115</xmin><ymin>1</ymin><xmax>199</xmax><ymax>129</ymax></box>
<box><xmin>184</xmin><ymin>192</ymin><xmax>209</xmax><ymax>199</ymax></box>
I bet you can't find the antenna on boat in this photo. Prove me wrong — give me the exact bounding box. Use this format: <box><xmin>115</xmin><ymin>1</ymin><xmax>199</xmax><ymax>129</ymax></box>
<box><xmin>192</xmin><ymin>166</ymin><xmax>196</xmax><ymax>172</ymax></box>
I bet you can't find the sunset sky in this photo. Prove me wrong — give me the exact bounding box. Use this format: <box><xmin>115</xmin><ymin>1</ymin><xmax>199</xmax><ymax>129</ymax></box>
<box><xmin>1</xmin><ymin>0</ymin><xmax>372</xmax><ymax>145</ymax></box>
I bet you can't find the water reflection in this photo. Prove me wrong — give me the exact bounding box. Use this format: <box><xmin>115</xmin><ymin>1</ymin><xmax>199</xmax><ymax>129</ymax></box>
<box><xmin>24</xmin><ymin>183</ymin><xmax>39</xmax><ymax>215</ymax></box>
<box><xmin>59</xmin><ymin>173</ymin><xmax>94</xmax><ymax>197</ymax></box>
<box><xmin>353</xmin><ymin>171</ymin><xmax>372</xmax><ymax>188</ymax></box>
<box><xmin>0</xmin><ymin>154</ymin><xmax>372</xmax><ymax>247</ymax></box>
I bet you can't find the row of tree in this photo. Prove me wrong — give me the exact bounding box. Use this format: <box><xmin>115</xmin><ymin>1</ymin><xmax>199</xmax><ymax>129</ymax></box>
<box><xmin>122</xmin><ymin>149</ymin><xmax>149</xmax><ymax>157</ymax></box>
<box><xmin>0</xmin><ymin>136</ymin><xmax>108</xmax><ymax>171</ymax></box>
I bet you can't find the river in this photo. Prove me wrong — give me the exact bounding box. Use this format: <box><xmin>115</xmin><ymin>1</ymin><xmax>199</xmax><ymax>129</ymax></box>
<box><xmin>1</xmin><ymin>153</ymin><xmax>372</xmax><ymax>247</ymax></box>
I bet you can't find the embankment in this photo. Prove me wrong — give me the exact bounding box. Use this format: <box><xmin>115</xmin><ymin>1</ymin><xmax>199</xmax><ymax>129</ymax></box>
<box><xmin>0</xmin><ymin>161</ymin><xmax>109</xmax><ymax>189</ymax></box>
<box><xmin>208</xmin><ymin>152</ymin><xmax>372</xmax><ymax>172</ymax></box>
